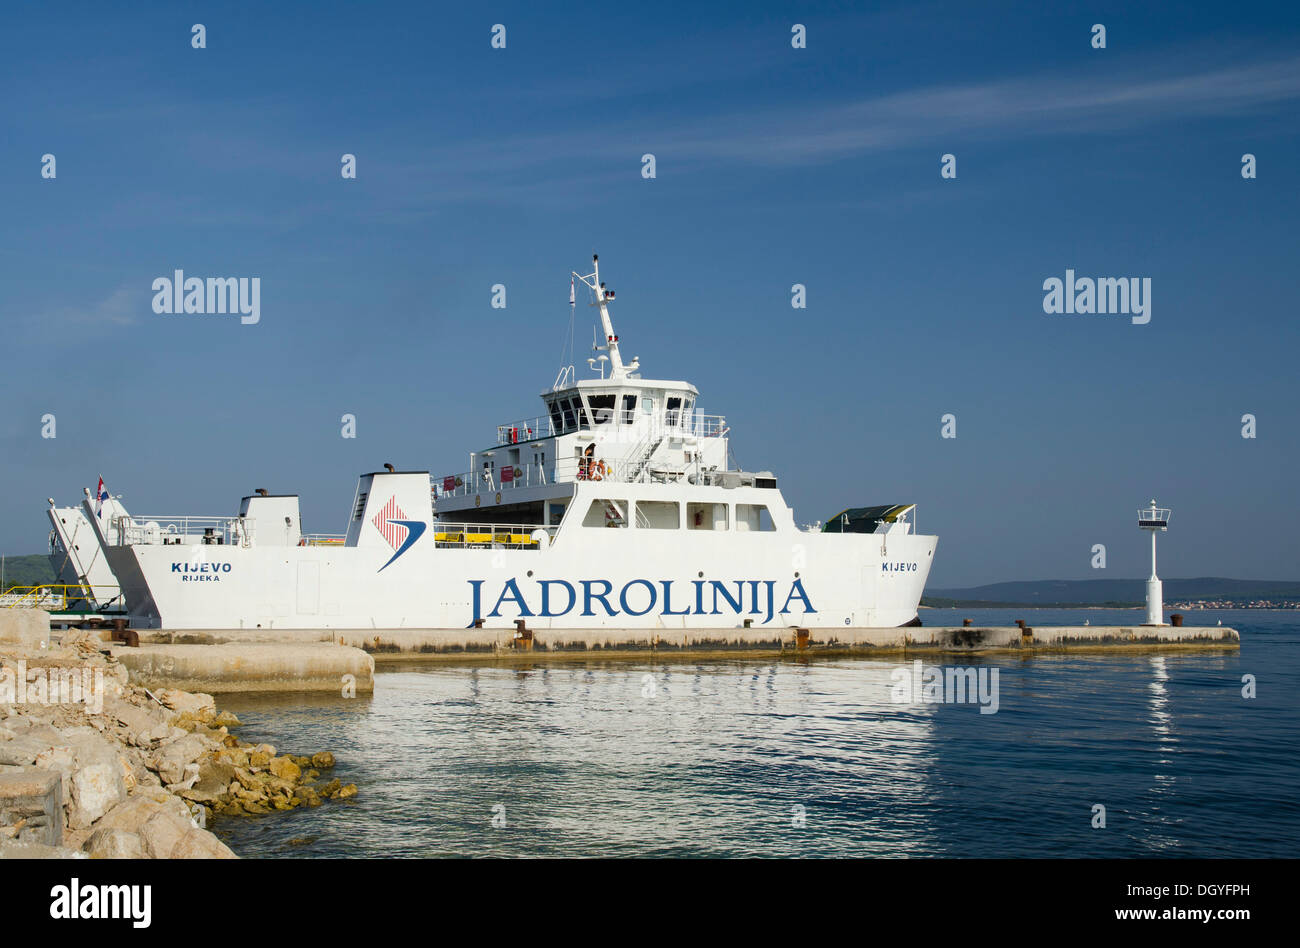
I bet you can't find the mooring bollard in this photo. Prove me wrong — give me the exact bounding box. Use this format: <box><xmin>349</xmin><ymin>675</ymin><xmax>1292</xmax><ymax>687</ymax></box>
<box><xmin>795</xmin><ymin>628</ymin><xmax>809</xmax><ymax>650</ymax></box>
<box><xmin>963</xmin><ymin>618</ymin><xmax>973</xmax><ymax>627</ymax></box>
<box><xmin>514</xmin><ymin>619</ymin><xmax>533</xmax><ymax>651</ymax></box>
<box><xmin>111</xmin><ymin>618</ymin><xmax>138</xmax><ymax>648</ymax></box>
<box><xmin>1171</xmin><ymin>613</ymin><xmax>1184</xmax><ymax>627</ymax></box>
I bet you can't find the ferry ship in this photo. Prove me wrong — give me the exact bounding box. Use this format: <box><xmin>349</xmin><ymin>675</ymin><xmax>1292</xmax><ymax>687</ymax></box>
<box><xmin>72</xmin><ymin>256</ymin><xmax>937</xmax><ymax>631</ymax></box>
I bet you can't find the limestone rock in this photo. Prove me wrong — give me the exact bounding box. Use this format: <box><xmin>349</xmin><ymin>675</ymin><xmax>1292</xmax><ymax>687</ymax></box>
<box><xmin>137</xmin><ymin>809</ymin><xmax>193</xmax><ymax>858</ymax></box>
<box><xmin>216</xmin><ymin>746</ymin><xmax>249</xmax><ymax>769</ymax></box>
<box><xmin>0</xmin><ymin>736</ymin><xmax>53</xmax><ymax>767</ymax></box>
<box><xmin>95</xmin><ymin>790</ymin><xmax>193</xmax><ymax>838</ymax></box>
<box><xmin>63</xmin><ymin>732</ymin><xmax>128</xmax><ymax>829</ymax></box>
<box><xmin>84</xmin><ymin>827</ymin><xmax>143</xmax><ymax>859</ymax></box>
<box><xmin>268</xmin><ymin>756</ymin><xmax>301</xmax><ymax>781</ymax></box>
<box><xmin>0</xmin><ymin>840</ymin><xmax>88</xmax><ymax>859</ymax></box>
<box><xmin>180</xmin><ymin>758</ymin><xmax>234</xmax><ymax>805</ymax></box>
<box><xmin>156</xmin><ymin>690</ymin><xmax>216</xmax><ymax>720</ymax></box>
<box><xmin>108</xmin><ymin>701</ymin><xmax>163</xmax><ymax>746</ymax></box>
<box><xmin>32</xmin><ymin>745</ymin><xmax>75</xmax><ymax>804</ymax></box>
<box><xmin>165</xmin><ymin>762</ymin><xmax>200</xmax><ymax>793</ymax></box>
<box><xmin>171</xmin><ymin>828</ymin><xmax>236</xmax><ymax>859</ymax></box>
<box><xmin>310</xmin><ymin>752</ymin><xmax>335</xmax><ymax>769</ymax></box>
<box><xmin>152</xmin><ymin>734</ymin><xmax>207</xmax><ymax>785</ymax></box>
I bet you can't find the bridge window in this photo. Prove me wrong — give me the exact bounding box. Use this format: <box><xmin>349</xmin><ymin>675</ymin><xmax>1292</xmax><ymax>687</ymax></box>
<box><xmin>547</xmin><ymin>400</ymin><xmax>563</xmax><ymax>434</ymax></box>
<box><xmin>665</xmin><ymin>397</ymin><xmax>682</xmax><ymax>427</ymax></box>
<box><xmin>636</xmin><ymin>500</ymin><xmax>680</xmax><ymax>529</ymax></box>
<box><xmin>736</xmin><ymin>504</ymin><xmax>775</xmax><ymax>532</ymax></box>
<box><xmin>588</xmin><ymin>394</ymin><xmax>616</xmax><ymax>425</ymax></box>
<box><xmin>583</xmin><ymin>498</ymin><xmax>629</xmax><ymax>528</ymax></box>
<box><xmin>687</xmin><ymin>502</ymin><xmax>728</xmax><ymax>531</ymax></box>
<box><xmin>621</xmin><ymin>394</ymin><xmax>637</xmax><ymax>424</ymax></box>
<box><xmin>560</xmin><ymin>398</ymin><xmax>576</xmax><ymax>431</ymax></box>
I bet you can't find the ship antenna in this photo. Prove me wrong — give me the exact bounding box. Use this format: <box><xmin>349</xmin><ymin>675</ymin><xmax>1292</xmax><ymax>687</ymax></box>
<box><xmin>572</xmin><ymin>252</ymin><xmax>630</xmax><ymax>380</ymax></box>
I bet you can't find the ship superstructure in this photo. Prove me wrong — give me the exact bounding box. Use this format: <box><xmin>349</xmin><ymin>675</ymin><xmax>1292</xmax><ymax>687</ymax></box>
<box><xmin>83</xmin><ymin>255</ymin><xmax>937</xmax><ymax>631</ymax></box>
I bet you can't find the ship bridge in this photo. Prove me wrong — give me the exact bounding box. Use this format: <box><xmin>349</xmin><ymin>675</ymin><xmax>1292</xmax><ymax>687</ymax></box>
<box><xmin>435</xmin><ymin>254</ymin><xmax>748</xmax><ymax>527</ymax></box>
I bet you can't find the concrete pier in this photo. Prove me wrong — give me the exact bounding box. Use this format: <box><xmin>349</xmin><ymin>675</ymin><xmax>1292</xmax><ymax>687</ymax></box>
<box><xmin>7</xmin><ymin>609</ymin><xmax>1239</xmax><ymax>689</ymax></box>
<box><xmin>124</xmin><ymin>623</ymin><xmax>1240</xmax><ymax>663</ymax></box>
<box><xmin>106</xmin><ymin>641</ymin><xmax>375</xmax><ymax>693</ymax></box>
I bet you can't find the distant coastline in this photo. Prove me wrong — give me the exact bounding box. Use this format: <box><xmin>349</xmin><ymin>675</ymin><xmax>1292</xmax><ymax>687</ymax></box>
<box><xmin>922</xmin><ymin>601</ymin><xmax>1297</xmax><ymax>610</ymax></box>
<box><xmin>925</xmin><ymin>576</ymin><xmax>1300</xmax><ymax>611</ymax></box>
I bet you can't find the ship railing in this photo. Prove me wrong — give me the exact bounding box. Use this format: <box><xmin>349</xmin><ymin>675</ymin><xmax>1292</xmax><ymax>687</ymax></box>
<box><xmin>681</xmin><ymin>412</ymin><xmax>728</xmax><ymax>439</ymax></box>
<box><xmin>432</xmin><ymin>522</ymin><xmax>556</xmax><ymax>549</ymax></box>
<box><xmin>495</xmin><ymin>410</ymin><xmax>728</xmax><ymax>443</ymax></box>
<box><xmin>435</xmin><ymin>462</ymin><xmax>553</xmax><ymax>499</ymax></box>
<box><xmin>496</xmin><ymin>416</ymin><xmax>555</xmax><ymax>445</ymax></box>
<box><xmin>109</xmin><ymin>514</ymin><xmax>254</xmax><ymax>548</ymax></box>
<box><xmin>0</xmin><ymin>584</ymin><xmax>126</xmax><ymax>611</ymax></box>
<box><xmin>554</xmin><ymin>455</ymin><xmax>702</xmax><ymax>485</ymax></box>
<box><xmin>437</xmin><ymin>453</ymin><xmax>712</xmax><ymax>497</ymax></box>
<box><xmin>437</xmin><ymin>412</ymin><xmax>731</xmax><ymax>499</ymax></box>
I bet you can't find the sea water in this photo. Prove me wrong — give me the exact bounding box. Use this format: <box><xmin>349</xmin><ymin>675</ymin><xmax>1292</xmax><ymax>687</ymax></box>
<box><xmin>212</xmin><ymin>609</ymin><xmax>1299</xmax><ymax>857</ymax></box>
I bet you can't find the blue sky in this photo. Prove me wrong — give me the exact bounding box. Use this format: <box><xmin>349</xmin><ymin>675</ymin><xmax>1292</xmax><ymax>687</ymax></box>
<box><xmin>2</xmin><ymin>0</ymin><xmax>1298</xmax><ymax>587</ymax></box>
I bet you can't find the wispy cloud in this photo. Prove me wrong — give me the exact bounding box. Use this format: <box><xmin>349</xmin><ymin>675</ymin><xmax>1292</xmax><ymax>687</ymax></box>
<box><xmin>24</xmin><ymin>284</ymin><xmax>142</xmax><ymax>337</ymax></box>
<box><xmin>648</xmin><ymin>56</ymin><xmax>1300</xmax><ymax>166</ymax></box>
<box><xmin>374</xmin><ymin>53</ymin><xmax>1300</xmax><ymax>203</ymax></box>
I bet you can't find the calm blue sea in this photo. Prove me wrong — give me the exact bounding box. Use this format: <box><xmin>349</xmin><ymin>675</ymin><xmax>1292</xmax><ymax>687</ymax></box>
<box><xmin>212</xmin><ymin>609</ymin><xmax>1299</xmax><ymax>858</ymax></box>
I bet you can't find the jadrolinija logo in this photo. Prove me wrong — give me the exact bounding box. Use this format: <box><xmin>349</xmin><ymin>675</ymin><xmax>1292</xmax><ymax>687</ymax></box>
<box><xmin>468</xmin><ymin>577</ymin><xmax>816</xmax><ymax>625</ymax></box>
<box><xmin>372</xmin><ymin>495</ymin><xmax>426</xmax><ymax>572</ymax></box>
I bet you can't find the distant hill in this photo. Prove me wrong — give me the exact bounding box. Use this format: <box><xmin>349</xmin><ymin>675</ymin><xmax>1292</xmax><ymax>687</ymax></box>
<box><xmin>925</xmin><ymin>577</ymin><xmax>1300</xmax><ymax>607</ymax></box>
<box><xmin>1</xmin><ymin>553</ymin><xmax>56</xmax><ymax>588</ymax></box>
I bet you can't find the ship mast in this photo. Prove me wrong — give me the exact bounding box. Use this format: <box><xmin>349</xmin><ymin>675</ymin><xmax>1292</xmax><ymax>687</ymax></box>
<box><xmin>572</xmin><ymin>254</ymin><xmax>637</xmax><ymax>380</ymax></box>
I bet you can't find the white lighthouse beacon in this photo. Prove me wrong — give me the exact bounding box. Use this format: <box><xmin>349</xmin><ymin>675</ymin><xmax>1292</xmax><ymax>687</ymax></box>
<box><xmin>1138</xmin><ymin>499</ymin><xmax>1171</xmax><ymax>625</ymax></box>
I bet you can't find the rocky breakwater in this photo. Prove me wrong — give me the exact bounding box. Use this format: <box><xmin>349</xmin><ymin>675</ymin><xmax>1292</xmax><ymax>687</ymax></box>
<box><xmin>1</xmin><ymin>618</ymin><xmax>356</xmax><ymax>859</ymax></box>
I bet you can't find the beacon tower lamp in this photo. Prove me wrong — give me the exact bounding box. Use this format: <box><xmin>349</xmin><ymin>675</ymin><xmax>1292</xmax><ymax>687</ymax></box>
<box><xmin>1139</xmin><ymin>499</ymin><xmax>1171</xmax><ymax>626</ymax></box>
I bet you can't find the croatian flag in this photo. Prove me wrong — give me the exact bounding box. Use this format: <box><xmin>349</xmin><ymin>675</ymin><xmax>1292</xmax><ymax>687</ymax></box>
<box><xmin>95</xmin><ymin>477</ymin><xmax>109</xmax><ymax>518</ymax></box>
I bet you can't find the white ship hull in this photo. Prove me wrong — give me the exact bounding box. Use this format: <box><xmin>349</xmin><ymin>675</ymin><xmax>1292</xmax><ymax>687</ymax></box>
<box><xmin>105</xmin><ymin>482</ymin><xmax>935</xmax><ymax>631</ymax></box>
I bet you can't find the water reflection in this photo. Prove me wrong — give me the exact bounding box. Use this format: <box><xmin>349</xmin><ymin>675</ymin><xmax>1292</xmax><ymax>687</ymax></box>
<box><xmin>210</xmin><ymin>609</ymin><xmax>1296</xmax><ymax>858</ymax></box>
